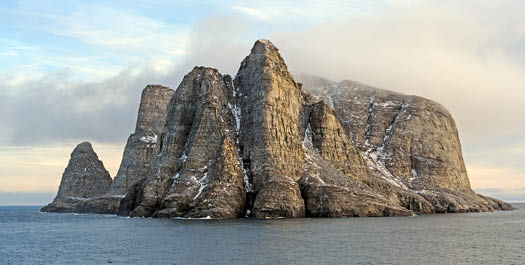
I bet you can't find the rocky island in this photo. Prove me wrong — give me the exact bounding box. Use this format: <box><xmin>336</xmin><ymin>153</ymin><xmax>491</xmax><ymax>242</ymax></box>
<box><xmin>42</xmin><ymin>39</ymin><xmax>513</xmax><ymax>218</ymax></box>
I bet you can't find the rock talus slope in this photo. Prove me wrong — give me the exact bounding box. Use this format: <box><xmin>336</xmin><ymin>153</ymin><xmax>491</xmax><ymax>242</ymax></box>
<box><xmin>43</xmin><ymin>39</ymin><xmax>513</xmax><ymax>218</ymax></box>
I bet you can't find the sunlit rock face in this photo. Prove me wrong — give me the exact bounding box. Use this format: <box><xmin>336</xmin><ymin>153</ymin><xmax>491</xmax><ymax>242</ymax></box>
<box><xmin>233</xmin><ymin>39</ymin><xmax>308</xmax><ymax>218</ymax></box>
<box><xmin>43</xmin><ymin>39</ymin><xmax>513</xmax><ymax>218</ymax></box>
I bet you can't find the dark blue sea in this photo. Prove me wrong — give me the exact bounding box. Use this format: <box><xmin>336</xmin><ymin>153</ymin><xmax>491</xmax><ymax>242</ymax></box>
<box><xmin>1</xmin><ymin>204</ymin><xmax>524</xmax><ymax>265</ymax></box>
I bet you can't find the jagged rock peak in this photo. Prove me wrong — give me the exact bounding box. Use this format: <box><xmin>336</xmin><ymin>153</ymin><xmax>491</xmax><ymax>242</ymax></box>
<box><xmin>251</xmin><ymin>39</ymin><xmax>279</xmax><ymax>54</ymax></box>
<box><xmin>298</xmin><ymin>74</ymin><xmax>514</xmax><ymax>212</ymax></box>
<box><xmin>189</xmin><ymin>65</ymin><xmax>222</xmax><ymax>73</ymax></box>
<box><xmin>233</xmin><ymin>39</ymin><xmax>309</xmax><ymax>218</ymax></box>
<box><xmin>72</xmin><ymin>141</ymin><xmax>95</xmax><ymax>154</ymax></box>
<box><xmin>248</xmin><ymin>39</ymin><xmax>287</xmax><ymax>64</ymax></box>
<box><xmin>120</xmin><ymin>65</ymin><xmax>246</xmax><ymax>219</ymax></box>
<box><xmin>41</xmin><ymin>141</ymin><xmax>113</xmax><ymax>213</ymax></box>
<box><xmin>57</xmin><ymin>141</ymin><xmax>112</xmax><ymax>200</ymax></box>
<box><xmin>182</xmin><ymin>66</ymin><xmax>228</xmax><ymax>84</ymax></box>
<box><xmin>238</xmin><ymin>39</ymin><xmax>296</xmax><ymax>86</ymax></box>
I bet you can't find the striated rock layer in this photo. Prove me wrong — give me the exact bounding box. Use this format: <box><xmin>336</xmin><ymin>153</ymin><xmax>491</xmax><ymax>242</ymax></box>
<box><xmin>43</xmin><ymin>39</ymin><xmax>513</xmax><ymax>218</ymax></box>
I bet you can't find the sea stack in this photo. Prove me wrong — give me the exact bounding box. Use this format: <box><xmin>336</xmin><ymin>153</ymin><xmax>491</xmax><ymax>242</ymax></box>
<box><xmin>41</xmin><ymin>142</ymin><xmax>113</xmax><ymax>212</ymax></box>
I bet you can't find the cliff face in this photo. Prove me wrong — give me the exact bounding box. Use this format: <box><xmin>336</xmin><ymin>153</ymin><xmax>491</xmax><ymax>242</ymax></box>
<box><xmin>297</xmin><ymin>75</ymin><xmax>512</xmax><ymax>213</ymax></box>
<box><xmin>234</xmin><ymin>40</ymin><xmax>307</xmax><ymax>217</ymax></box>
<box><xmin>43</xmin><ymin>39</ymin><xmax>513</xmax><ymax>218</ymax></box>
<box><xmin>41</xmin><ymin>142</ymin><xmax>118</xmax><ymax>213</ymax></box>
<box><xmin>110</xmin><ymin>85</ymin><xmax>174</xmax><ymax>195</ymax></box>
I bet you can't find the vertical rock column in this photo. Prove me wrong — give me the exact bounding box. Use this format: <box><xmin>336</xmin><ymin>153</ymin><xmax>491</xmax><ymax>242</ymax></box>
<box><xmin>234</xmin><ymin>40</ymin><xmax>306</xmax><ymax>218</ymax></box>
<box><xmin>110</xmin><ymin>85</ymin><xmax>174</xmax><ymax>195</ymax></box>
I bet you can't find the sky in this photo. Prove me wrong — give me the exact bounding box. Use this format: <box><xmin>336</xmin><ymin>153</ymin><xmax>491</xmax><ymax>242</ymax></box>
<box><xmin>1</xmin><ymin>0</ymin><xmax>524</xmax><ymax>205</ymax></box>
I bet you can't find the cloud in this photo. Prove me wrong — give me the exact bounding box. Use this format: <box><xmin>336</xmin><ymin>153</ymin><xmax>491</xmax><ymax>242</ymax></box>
<box><xmin>0</xmin><ymin>15</ymin><xmax>257</xmax><ymax>196</ymax></box>
<box><xmin>3</xmin><ymin>1</ymin><xmax>525</xmax><ymax>154</ymax></box>
<box><xmin>0</xmin><ymin>15</ymin><xmax>254</xmax><ymax>147</ymax></box>
<box><xmin>48</xmin><ymin>5</ymin><xmax>189</xmax><ymax>57</ymax></box>
<box><xmin>269</xmin><ymin>0</ymin><xmax>525</xmax><ymax>142</ymax></box>
<box><xmin>231</xmin><ymin>6</ymin><xmax>287</xmax><ymax>22</ymax></box>
<box><xmin>181</xmin><ymin>15</ymin><xmax>255</xmax><ymax>75</ymax></box>
<box><xmin>1</xmin><ymin>2</ymin><xmax>190</xmax><ymax>80</ymax></box>
<box><xmin>229</xmin><ymin>0</ymin><xmax>418</xmax><ymax>23</ymax></box>
<box><xmin>0</xmin><ymin>64</ymin><xmax>172</xmax><ymax>146</ymax></box>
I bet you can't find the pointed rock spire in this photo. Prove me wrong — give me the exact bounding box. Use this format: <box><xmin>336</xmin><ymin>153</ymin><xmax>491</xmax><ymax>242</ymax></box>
<box><xmin>41</xmin><ymin>142</ymin><xmax>112</xmax><ymax>212</ymax></box>
<box><xmin>56</xmin><ymin>141</ymin><xmax>112</xmax><ymax>200</ymax></box>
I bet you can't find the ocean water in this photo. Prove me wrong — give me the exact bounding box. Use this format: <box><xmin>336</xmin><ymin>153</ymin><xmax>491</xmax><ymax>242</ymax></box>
<box><xmin>0</xmin><ymin>204</ymin><xmax>524</xmax><ymax>265</ymax></box>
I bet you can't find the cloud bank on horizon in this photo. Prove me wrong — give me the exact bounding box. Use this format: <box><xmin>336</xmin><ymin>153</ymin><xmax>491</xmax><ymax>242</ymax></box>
<box><xmin>1</xmin><ymin>0</ymin><xmax>524</xmax><ymax>203</ymax></box>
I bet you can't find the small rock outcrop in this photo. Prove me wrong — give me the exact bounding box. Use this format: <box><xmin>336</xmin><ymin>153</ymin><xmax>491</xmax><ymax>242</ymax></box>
<box><xmin>43</xmin><ymin>39</ymin><xmax>513</xmax><ymax>218</ymax></box>
<box><xmin>41</xmin><ymin>142</ymin><xmax>117</xmax><ymax>213</ymax></box>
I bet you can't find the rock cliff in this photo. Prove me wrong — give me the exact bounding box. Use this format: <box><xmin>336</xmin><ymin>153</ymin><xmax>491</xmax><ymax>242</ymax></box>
<box><xmin>43</xmin><ymin>39</ymin><xmax>513</xmax><ymax>218</ymax></box>
<box><xmin>296</xmin><ymin>74</ymin><xmax>513</xmax><ymax>213</ymax></box>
